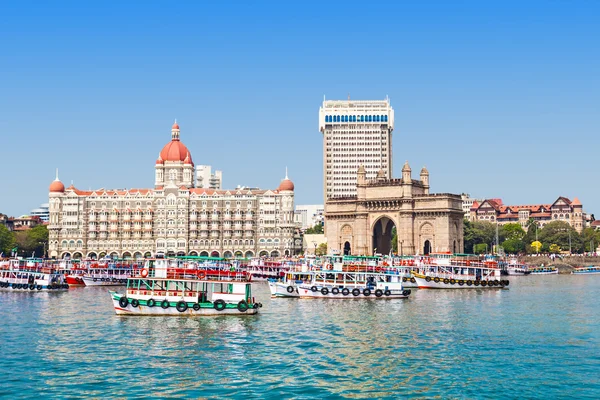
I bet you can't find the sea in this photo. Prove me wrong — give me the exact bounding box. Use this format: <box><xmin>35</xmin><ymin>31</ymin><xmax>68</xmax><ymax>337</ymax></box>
<box><xmin>0</xmin><ymin>275</ymin><xmax>598</xmax><ymax>399</ymax></box>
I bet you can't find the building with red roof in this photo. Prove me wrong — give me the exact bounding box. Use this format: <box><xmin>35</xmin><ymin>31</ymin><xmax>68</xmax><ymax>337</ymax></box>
<box><xmin>48</xmin><ymin>122</ymin><xmax>295</xmax><ymax>259</ymax></box>
<box><xmin>469</xmin><ymin>196</ymin><xmax>588</xmax><ymax>233</ymax></box>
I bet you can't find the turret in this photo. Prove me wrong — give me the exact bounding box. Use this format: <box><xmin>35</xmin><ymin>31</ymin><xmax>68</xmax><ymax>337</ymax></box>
<box><xmin>420</xmin><ymin>166</ymin><xmax>429</xmax><ymax>195</ymax></box>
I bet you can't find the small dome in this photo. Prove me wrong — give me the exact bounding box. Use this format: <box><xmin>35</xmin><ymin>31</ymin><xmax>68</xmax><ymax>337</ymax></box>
<box><xmin>420</xmin><ymin>166</ymin><xmax>429</xmax><ymax>175</ymax></box>
<box><xmin>50</xmin><ymin>179</ymin><xmax>65</xmax><ymax>193</ymax></box>
<box><xmin>156</xmin><ymin>154</ymin><xmax>163</xmax><ymax>165</ymax></box>
<box><xmin>184</xmin><ymin>152</ymin><xmax>193</xmax><ymax>165</ymax></box>
<box><xmin>402</xmin><ymin>160</ymin><xmax>411</xmax><ymax>172</ymax></box>
<box><xmin>278</xmin><ymin>178</ymin><xmax>294</xmax><ymax>191</ymax></box>
<box><xmin>172</xmin><ymin>121</ymin><xmax>180</xmax><ymax>130</ymax></box>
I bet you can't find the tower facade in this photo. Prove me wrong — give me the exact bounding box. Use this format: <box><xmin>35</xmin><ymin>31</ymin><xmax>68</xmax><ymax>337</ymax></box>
<box><xmin>319</xmin><ymin>98</ymin><xmax>394</xmax><ymax>200</ymax></box>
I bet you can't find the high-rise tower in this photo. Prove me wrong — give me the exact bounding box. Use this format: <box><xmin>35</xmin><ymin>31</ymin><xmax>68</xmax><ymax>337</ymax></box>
<box><xmin>319</xmin><ymin>98</ymin><xmax>394</xmax><ymax>200</ymax></box>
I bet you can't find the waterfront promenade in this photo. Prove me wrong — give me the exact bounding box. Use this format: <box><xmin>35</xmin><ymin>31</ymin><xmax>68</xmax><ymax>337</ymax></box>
<box><xmin>0</xmin><ymin>275</ymin><xmax>598</xmax><ymax>399</ymax></box>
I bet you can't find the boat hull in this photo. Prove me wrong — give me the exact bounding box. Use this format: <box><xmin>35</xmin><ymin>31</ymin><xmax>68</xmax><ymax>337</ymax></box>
<box><xmin>0</xmin><ymin>282</ymin><xmax>68</xmax><ymax>292</ymax></box>
<box><xmin>295</xmin><ymin>285</ymin><xmax>409</xmax><ymax>299</ymax></box>
<box><xmin>65</xmin><ymin>276</ymin><xmax>85</xmax><ymax>286</ymax></box>
<box><xmin>413</xmin><ymin>276</ymin><xmax>508</xmax><ymax>289</ymax></box>
<box><xmin>110</xmin><ymin>295</ymin><xmax>258</xmax><ymax>316</ymax></box>
<box><xmin>82</xmin><ymin>276</ymin><xmax>127</xmax><ymax>286</ymax></box>
<box><xmin>268</xmin><ymin>281</ymin><xmax>299</xmax><ymax>297</ymax></box>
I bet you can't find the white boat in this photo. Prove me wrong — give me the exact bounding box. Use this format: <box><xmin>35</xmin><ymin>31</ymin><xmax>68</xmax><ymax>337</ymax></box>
<box><xmin>572</xmin><ymin>265</ymin><xmax>600</xmax><ymax>274</ymax></box>
<box><xmin>109</xmin><ymin>258</ymin><xmax>261</xmax><ymax>316</ymax></box>
<box><xmin>412</xmin><ymin>261</ymin><xmax>508</xmax><ymax>289</ymax></box>
<box><xmin>269</xmin><ymin>267</ymin><xmax>411</xmax><ymax>299</ymax></box>
<box><xmin>0</xmin><ymin>258</ymin><xmax>69</xmax><ymax>291</ymax></box>
<box><xmin>529</xmin><ymin>266</ymin><xmax>558</xmax><ymax>275</ymax></box>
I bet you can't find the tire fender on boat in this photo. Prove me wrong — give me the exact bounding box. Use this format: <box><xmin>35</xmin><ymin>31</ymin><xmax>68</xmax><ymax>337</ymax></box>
<box><xmin>118</xmin><ymin>296</ymin><xmax>128</xmax><ymax>308</ymax></box>
<box><xmin>237</xmin><ymin>300</ymin><xmax>248</xmax><ymax>312</ymax></box>
<box><xmin>286</xmin><ymin>286</ymin><xmax>294</xmax><ymax>293</ymax></box>
<box><xmin>214</xmin><ymin>299</ymin><xmax>226</xmax><ymax>311</ymax></box>
<box><xmin>176</xmin><ymin>301</ymin><xmax>188</xmax><ymax>312</ymax></box>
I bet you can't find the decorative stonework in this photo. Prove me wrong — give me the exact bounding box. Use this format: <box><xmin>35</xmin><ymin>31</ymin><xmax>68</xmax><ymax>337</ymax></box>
<box><xmin>325</xmin><ymin>163</ymin><xmax>463</xmax><ymax>256</ymax></box>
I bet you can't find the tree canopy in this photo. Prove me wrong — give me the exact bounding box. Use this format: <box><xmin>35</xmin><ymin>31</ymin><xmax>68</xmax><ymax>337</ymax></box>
<box><xmin>305</xmin><ymin>223</ymin><xmax>323</xmax><ymax>234</ymax></box>
<box><xmin>0</xmin><ymin>224</ymin><xmax>15</xmax><ymax>256</ymax></box>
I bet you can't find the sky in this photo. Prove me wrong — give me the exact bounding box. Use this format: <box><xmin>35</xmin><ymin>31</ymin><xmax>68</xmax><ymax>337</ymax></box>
<box><xmin>1</xmin><ymin>1</ymin><xmax>598</xmax><ymax>217</ymax></box>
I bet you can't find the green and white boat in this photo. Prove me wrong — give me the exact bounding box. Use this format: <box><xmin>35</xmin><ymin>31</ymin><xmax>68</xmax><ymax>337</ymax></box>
<box><xmin>109</xmin><ymin>258</ymin><xmax>260</xmax><ymax>316</ymax></box>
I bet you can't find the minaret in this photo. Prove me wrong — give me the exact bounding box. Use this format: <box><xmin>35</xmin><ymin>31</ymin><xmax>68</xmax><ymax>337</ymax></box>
<box><xmin>420</xmin><ymin>166</ymin><xmax>430</xmax><ymax>195</ymax></box>
<box><xmin>357</xmin><ymin>165</ymin><xmax>366</xmax><ymax>199</ymax></box>
<box><xmin>402</xmin><ymin>161</ymin><xmax>412</xmax><ymax>197</ymax></box>
<box><xmin>171</xmin><ymin>119</ymin><xmax>180</xmax><ymax>140</ymax></box>
<box><xmin>155</xmin><ymin>153</ymin><xmax>164</xmax><ymax>187</ymax></box>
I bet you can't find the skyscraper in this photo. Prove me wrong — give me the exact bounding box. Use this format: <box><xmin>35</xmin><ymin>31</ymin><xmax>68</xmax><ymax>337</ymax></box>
<box><xmin>319</xmin><ymin>98</ymin><xmax>394</xmax><ymax>200</ymax></box>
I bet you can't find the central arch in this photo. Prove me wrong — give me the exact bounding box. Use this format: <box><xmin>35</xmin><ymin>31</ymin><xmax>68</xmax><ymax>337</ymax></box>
<box><xmin>344</xmin><ymin>241</ymin><xmax>351</xmax><ymax>255</ymax></box>
<box><xmin>372</xmin><ymin>216</ymin><xmax>396</xmax><ymax>256</ymax></box>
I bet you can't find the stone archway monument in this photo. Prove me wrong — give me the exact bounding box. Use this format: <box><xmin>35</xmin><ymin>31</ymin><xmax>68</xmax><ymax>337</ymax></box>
<box><xmin>325</xmin><ymin>163</ymin><xmax>464</xmax><ymax>256</ymax></box>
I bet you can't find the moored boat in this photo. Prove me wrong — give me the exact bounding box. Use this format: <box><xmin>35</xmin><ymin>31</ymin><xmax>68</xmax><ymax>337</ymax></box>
<box><xmin>0</xmin><ymin>259</ymin><xmax>69</xmax><ymax>291</ymax></box>
<box><xmin>571</xmin><ymin>265</ymin><xmax>600</xmax><ymax>274</ymax></box>
<box><xmin>412</xmin><ymin>259</ymin><xmax>508</xmax><ymax>289</ymax></box>
<box><xmin>109</xmin><ymin>257</ymin><xmax>261</xmax><ymax>316</ymax></box>
<box><xmin>269</xmin><ymin>263</ymin><xmax>411</xmax><ymax>299</ymax></box>
<box><xmin>529</xmin><ymin>266</ymin><xmax>558</xmax><ymax>275</ymax></box>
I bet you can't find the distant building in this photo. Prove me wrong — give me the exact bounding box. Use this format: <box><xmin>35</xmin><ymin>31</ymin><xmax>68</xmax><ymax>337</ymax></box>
<box><xmin>319</xmin><ymin>98</ymin><xmax>394</xmax><ymax>200</ymax></box>
<box><xmin>30</xmin><ymin>203</ymin><xmax>50</xmax><ymax>222</ymax></box>
<box><xmin>461</xmin><ymin>194</ymin><xmax>484</xmax><ymax>219</ymax></box>
<box><xmin>6</xmin><ymin>215</ymin><xmax>43</xmax><ymax>231</ymax></box>
<box><xmin>469</xmin><ymin>197</ymin><xmax>587</xmax><ymax>233</ymax></box>
<box><xmin>196</xmin><ymin>165</ymin><xmax>222</xmax><ymax>189</ymax></box>
<box><xmin>294</xmin><ymin>205</ymin><xmax>324</xmax><ymax>230</ymax></box>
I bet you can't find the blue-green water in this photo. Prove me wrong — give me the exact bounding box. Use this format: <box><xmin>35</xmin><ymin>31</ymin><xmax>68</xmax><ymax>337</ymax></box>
<box><xmin>1</xmin><ymin>275</ymin><xmax>599</xmax><ymax>399</ymax></box>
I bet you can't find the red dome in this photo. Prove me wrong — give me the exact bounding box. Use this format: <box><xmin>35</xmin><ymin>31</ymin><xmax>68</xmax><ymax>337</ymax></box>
<box><xmin>172</xmin><ymin>121</ymin><xmax>179</xmax><ymax>130</ymax></box>
<box><xmin>160</xmin><ymin>140</ymin><xmax>192</xmax><ymax>163</ymax></box>
<box><xmin>278</xmin><ymin>179</ymin><xmax>294</xmax><ymax>191</ymax></box>
<box><xmin>49</xmin><ymin>180</ymin><xmax>65</xmax><ymax>193</ymax></box>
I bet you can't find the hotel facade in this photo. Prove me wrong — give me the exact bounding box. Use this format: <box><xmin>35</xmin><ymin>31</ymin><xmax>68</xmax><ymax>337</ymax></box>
<box><xmin>319</xmin><ymin>98</ymin><xmax>394</xmax><ymax>200</ymax></box>
<box><xmin>48</xmin><ymin>122</ymin><xmax>295</xmax><ymax>259</ymax></box>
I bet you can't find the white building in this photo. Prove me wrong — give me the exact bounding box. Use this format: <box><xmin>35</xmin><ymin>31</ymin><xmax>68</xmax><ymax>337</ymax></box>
<box><xmin>461</xmin><ymin>194</ymin><xmax>484</xmax><ymax>219</ymax></box>
<box><xmin>319</xmin><ymin>98</ymin><xmax>394</xmax><ymax>200</ymax></box>
<box><xmin>294</xmin><ymin>204</ymin><xmax>324</xmax><ymax>230</ymax></box>
<box><xmin>30</xmin><ymin>203</ymin><xmax>50</xmax><ymax>222</ymax></box>
<box><xmin>196</xmin><ymin>165</ymin><xmax>222</xmax><ymax>189</ymax></box>
<box><xmin>48</xmin><ymin>122</ymin><xmax>295</xmax><ymax>259</ymax></box>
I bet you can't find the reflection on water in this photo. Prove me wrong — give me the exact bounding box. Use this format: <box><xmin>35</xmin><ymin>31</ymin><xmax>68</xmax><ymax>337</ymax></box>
<box><xmin>0</xmin><ymin>277</ymin><xmax>599</xmax><ymax>398</ymax></box>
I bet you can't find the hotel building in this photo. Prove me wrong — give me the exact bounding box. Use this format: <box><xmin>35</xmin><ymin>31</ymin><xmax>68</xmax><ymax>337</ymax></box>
<box><xmin>48</xmin><ymin>122</ymin><xmax>295</xmax><ymax>259</ymax></box>
<box><xmin>319</xmin><ymin>98</ymin><xmax>394</xmax><ymax>200</ymax></box>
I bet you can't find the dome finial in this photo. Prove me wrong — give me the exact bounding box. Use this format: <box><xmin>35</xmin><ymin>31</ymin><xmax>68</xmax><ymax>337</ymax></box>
<box><xmin>285</xmin><ymin>166</ymin><xmax>288</xmax><ymax>180</ymax></box>
<box><xmin>55</xmin><ymin>168</ymin><xmax>59</xmax><ymax>181</ymax></box>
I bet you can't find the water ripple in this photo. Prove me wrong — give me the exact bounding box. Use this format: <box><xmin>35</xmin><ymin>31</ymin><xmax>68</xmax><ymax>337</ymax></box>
<box><xmin>1</xmin><ymin>276</ymin><xmax>599</xmax><ymax>399</ymax></box>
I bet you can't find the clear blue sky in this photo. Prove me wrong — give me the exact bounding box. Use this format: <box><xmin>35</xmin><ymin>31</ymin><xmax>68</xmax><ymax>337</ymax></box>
<box><xmin>1</xmin><ymin>1</ymin><xmax>598</xmax><ymax>217</ymax></box>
